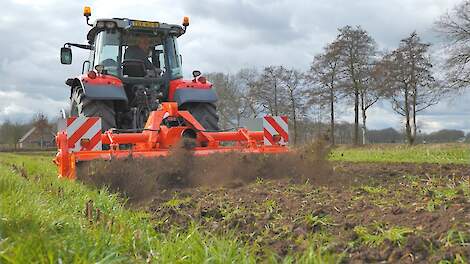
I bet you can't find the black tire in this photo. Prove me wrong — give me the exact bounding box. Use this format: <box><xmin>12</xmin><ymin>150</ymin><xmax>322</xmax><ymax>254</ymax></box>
<box><xmin>181</xmin><ymin>102</ymin><xmax>220</xmax><ymax>131</ymax></box>
<box><xmin>70</xmin><ymin>87</ymin><xmax>116</xmax><ymax>131</ymax></box>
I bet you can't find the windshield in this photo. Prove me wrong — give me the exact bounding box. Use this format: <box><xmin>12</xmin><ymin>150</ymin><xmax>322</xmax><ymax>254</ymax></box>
<box><xmin>94</xmin><ymin>31</ymin><xmax>120</xmax><ymax>76</ymax></box>
<box><xmin>166</xmin><ymin>36</ymin><xmax>182</xmax><ymax>79</ymax></box>
<box><xmin>93</xmin><ymin>30</ymin><xmax>183</xmax><ymax>79</ymax></box>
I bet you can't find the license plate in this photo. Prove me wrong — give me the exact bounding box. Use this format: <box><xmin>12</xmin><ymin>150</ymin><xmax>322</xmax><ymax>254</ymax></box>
<box><xmin>131</xmin><ymin>20</ymin><xmax>159</xmax><ymax>28</ymax></box>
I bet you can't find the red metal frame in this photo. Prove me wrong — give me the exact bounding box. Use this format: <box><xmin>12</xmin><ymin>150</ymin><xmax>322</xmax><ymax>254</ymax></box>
<box><xmin>81</xmin><ymin>73</ymin><xmax>123</xmax><ymax>86</ymax></box>
<box><xmin>168</xmin><ymin>77</ymin><xmax>212</xmax><ymax>101</ymax></box>
<box><xmin>54</xmin><ymin>102</ymin><xmax>289</xmax><ymax>179</ymax></box>
<box><xmin>79</xmin><ymin>73</ymin><xmax>211</xmax><ymax>103</ymax></box>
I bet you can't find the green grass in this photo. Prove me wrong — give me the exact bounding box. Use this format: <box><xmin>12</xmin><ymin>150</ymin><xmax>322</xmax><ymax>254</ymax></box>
<box><xmin>0</xmin><ymin>153</ymin><xmax>259</xmax><ymax>263</ymax></box>
<box><xmin>353</xmin><ymin>224</ymin><xmax>414</xmax><ymax>247</ymax></box>
<box><xmin>358</xmin><ymin>185</ymin><xmax>388</xmax><ymax>195</ymax></box>
<box><xmin>330</xmin><ymin>144</ymin><xmax>470</xmax><ymax>164</ymax></box>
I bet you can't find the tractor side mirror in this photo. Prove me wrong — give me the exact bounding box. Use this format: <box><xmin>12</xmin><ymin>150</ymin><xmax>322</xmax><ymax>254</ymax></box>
<box><xmin>61</xmin><ymin>47</ymin><xmax>72</xmax><ymax>65</ymax></box>
<box><xmin>192</xmin><ymin>70</ymin><xmax>201</xmax><ymax>78</ymax></box>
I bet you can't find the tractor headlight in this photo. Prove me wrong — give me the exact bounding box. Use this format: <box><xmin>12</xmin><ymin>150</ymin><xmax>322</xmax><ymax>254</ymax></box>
<box><xmin>105</xmin><ymin>21</ymin><xmax>116</xmax><ymax>29</ymax></box>
<box><xmin>96</xmin><ymin>21</ymin><xmax>105</xmax><ymax>28</ymax></box>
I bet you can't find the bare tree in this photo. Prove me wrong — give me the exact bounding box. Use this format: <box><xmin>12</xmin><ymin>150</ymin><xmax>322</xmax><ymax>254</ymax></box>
<box><xmin>436</xmin><ymin>0</ymin><xmax>470</xmax><ymax>89</ymax></box>
<box><xmin>359</xmin><ymin>59</ymin><xmax>388</xmax><ymax>144</ymax></box>
<box><xmin>278</xmin><ymin>68</ymin><xmax>309</xmax><ymax>144</ymax></box>
<box><xmin>0</xmin><ymin>120</ymin><xmax>30</xmax><ymax>149</ymax></box>
<box><xmin>336</xmin><ymin>26</ymin><xmax>377</xmax><ymax>145</ymax></box>
<box><xmin>207</xmin><ymin>72</ymin><xmax>242</xmax><ymax>128</ymax></box>
<box><xmin>32</xmin><ymin>112</ymin><xmax>51</xmax><ymax>149</ymax></box>
<box><xmin>308</xmin><ymin>41</ymin><xmax>344</xmax><ymax>145</ymax></box>
<box><xmin>381</xmin><ymin>32</ymin><xmax>441</xmax><ymax>145</ymax></box>
<box><xmin>235</xmin><ymin>68</ymin><xmax>262</xmax><ymax>118</ymax></box>
<box><xmin>254</xmin><ymin>66</ymin><xmax>290</xmax><ymax>116</ymax></box>
<box><xmin>208</xmin><ymin>69</ymin><xmax>263</xmax><ymax>128</ymax></box>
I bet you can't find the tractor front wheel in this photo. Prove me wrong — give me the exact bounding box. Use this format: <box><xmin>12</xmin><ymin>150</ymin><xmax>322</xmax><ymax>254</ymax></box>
<box><xmin>70</xmin><ymin>87</ymin><xmax>116</xmax><ymax>131</ymax></box>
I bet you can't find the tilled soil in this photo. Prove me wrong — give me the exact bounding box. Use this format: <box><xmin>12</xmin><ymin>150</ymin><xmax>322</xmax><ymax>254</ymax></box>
<box><xmin>143</xmin><ymin>162</ymin><xmax>470</xmax><ymax>263</ymax></box>
<box><xmin>79</xmin><ymin>145</ymin><xmax>470</xmax><ymax>263</ymax></box>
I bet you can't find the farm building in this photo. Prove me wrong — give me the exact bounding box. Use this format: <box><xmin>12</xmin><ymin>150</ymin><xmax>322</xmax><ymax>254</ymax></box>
<box><xmin>18</xmin><ymin>124</ymin><xmax>56</xmax><ymax>149</ymax></box>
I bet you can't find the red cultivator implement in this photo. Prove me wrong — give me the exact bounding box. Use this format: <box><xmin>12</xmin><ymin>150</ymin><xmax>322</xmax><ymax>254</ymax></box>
<box><xmin>54</xmin><ymin>102</ymin><xmax>289</xmax><ymax>179</ymax></box>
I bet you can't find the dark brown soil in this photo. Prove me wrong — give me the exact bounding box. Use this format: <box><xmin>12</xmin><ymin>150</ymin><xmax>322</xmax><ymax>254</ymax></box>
<box><xmin>78</xmin><ymin>143</ymin><xmax>470</xmax><ymax>262</ymax></box>
<box><xmin>143</xmin><ymin>162</ymin><xmax>470</xmax><ymax>262</ymax></box>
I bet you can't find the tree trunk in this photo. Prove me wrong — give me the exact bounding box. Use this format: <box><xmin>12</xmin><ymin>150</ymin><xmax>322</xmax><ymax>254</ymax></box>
<box><xmin>293</xmin><ymin>110</ymin><xmax>297</xmax><ymax>145</ymax></box>
<box><xmin>409</xmin><ymin>46</ymin><xmax>417</xmax><ymax>145</ymax></box>
<box><xmin>290</xmin><ymin>91</ymin><xmax>297</xmax><ymax>145</ymax></box>
<box><xmin>412</xmin><ymin>88</ymin><xmax>417</xmax><ymax>144</ymax></box>
<box><xmin>406</xmin><ymin>117</ymin><xmax>413</xmax><ymax>145</ymax></box>
<box><xmin>404</xmin><ymin>89</ymin><xmax>414</xmax><ymax>145</ymax></box>
<box><xmin>362</xmin><ymin>108</ymin><xmax>367</xmax><ymax>145</ymax></box>
<box><xmin>354</xmin><ymin>87</ymin><xmax>360</xmax><ymax>145</ymax></box>
<box><xmin>274</xmin><ymin>80</ymin><xmax>278</xmax><ymax>116</ymax></box>
<box><xmin>330</xmin><ymin>88</ymin><xmax>335</xmax><ymax>146</ymax></box>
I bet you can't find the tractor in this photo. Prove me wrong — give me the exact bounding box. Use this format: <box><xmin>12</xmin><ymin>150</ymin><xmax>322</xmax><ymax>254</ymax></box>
<box><xmin>55</xmin><ymin>7</ymin><xmax>288</xmax><ymax>179</ymax></box>
<box><xmin>61</xmin><ymin>7</ymin><xmax>219</xmax><ymax>132</ymax></box>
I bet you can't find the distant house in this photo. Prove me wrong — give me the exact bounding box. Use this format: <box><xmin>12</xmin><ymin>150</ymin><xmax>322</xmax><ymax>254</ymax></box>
<box><xmin>18</xmin><ymin>125</ymin><xmax>56</xmax><ymax>149</ymax></box>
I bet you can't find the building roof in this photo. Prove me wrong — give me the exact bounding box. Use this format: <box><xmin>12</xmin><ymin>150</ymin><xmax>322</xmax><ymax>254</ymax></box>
<box><xmin>18</xmin><ymin>127</ymin><xmax>36</xmax><ymax>143</ymax></box>
<box><xmin>18</xmin><ymin>126</ymin><xmax>55</xmax><ymax>143</ymax></box>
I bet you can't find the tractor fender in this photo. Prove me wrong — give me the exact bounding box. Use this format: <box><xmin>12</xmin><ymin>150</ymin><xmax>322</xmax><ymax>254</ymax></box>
<box><xmin>173</xmin><ymin>88</ymin><xmax>218</xmax><ymax>106</ymax></box>
<box><xmin>66</xmin><ymin>76</ymin><xmax>128</xmax><ymax>102</ymax></box>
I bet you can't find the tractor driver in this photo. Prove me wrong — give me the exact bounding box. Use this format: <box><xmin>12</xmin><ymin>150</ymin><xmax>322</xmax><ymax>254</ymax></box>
<box><xmin>124</xmin><ymin>35</ymin><xmax>155</xmax><ymax>71</ymax></box>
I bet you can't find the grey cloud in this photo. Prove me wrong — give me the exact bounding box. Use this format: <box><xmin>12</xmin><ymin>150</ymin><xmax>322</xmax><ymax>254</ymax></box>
<box><xmin>0</xmin><ymin>0</ymin><xmax>86</xmax><ymax>102</ymax></box>
<box><xmin>0</xmin><ymin>90</ymin><xmax>67</xmax><ymax>123</ymax></box>
<box><xmin>186</xmin><ymin>0</ymin><xmax>305</xmax><ymax>45</ymax></box>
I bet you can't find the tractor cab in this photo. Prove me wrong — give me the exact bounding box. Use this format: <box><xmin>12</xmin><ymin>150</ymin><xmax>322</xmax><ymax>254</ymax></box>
<box><xmin>89</xmin><ymin>18</ymin><xmax>184</xmax><ymax>80</ymax></box>
<box><xmin>62</xmin><ymin>16</ymin><xmax>186</xmax><ymax>99</ymax></box>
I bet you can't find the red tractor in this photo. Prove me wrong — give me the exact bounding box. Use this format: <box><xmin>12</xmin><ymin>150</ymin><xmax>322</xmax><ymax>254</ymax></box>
<box><xmin>55</xmin><ymin>7</ymin><xmax>288</xmax><ymax>179</ymax></box>
<box><xmin>60</xmin><ymin>7</ymin><xmax>219</xmax><ymax>132</ymax></box>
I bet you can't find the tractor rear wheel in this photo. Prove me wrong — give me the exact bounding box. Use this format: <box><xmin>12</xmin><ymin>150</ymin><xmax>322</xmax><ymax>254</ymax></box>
<box><xmin>181</xmin><ymin>102</ymin><xmax>220</xmax><ymax>131</ymax></box>
<box><xmin>70</xmin><ymin>87</ymin><xmax>116</xmax><ymax>131</ymax></box>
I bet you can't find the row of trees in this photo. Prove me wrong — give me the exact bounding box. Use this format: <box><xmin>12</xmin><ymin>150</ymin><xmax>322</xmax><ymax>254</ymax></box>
<box><xmin>209</xmin><ymin>30</ymin><xmax>440</xmax><ymax>145</ymax></box>
<box><xmin>208</xmin><ymin>67</ymin><xmax>308</xmax><ymax>144</ymax></box>
<box><xmin>209</xmin><ymin>0</ymin><xmax>470</xmax><ymax>145</ymax></box>
<box><xmin>368</xmin><ymin>128</ymin><xmax>467</xmax><ymax>144</ymax></box>
<box><xmin>0</xmin><ymin>121</ymin><xmax>30</xmax><ymax>148</ymax></box>
<box><xmin>311</xmin><ymin>29</ymin><xmax>442</xmax><ymax>145</ymax></box>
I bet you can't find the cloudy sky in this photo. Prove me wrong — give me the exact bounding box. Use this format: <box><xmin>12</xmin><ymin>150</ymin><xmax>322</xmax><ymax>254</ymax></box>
<box><xmin>0</xmin><ymin>0</ymin><xmax>468</xmax><ymax>133</ymax></box>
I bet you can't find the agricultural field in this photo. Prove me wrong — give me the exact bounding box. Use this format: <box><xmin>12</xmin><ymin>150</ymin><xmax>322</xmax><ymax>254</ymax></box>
<box><xmin>1</xmin><ymin>144</ymin><xmax>470</xmax><ymax>263</ymax></box>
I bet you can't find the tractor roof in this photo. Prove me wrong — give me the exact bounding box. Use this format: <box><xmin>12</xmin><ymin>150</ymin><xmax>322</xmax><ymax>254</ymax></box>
<box><xmin>87</xmin><ymin>18</ymin><xmax>185</xmax><ymax>42</ymax></box>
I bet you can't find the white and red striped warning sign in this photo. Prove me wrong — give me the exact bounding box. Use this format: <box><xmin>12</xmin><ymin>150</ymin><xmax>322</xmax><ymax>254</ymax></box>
<box><xmin>66</xmin><ymin>117</ymin><xmax>102</xmax><ymax>152</ymax></box>
<box><xmin>263</xmin><ymin>116</ymin><xmax>288</xmax><ymax>146</ymax></box>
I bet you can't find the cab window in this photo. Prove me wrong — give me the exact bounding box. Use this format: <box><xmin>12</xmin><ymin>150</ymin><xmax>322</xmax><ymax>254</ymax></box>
<box><xmin>94</xmin><ymin>31</ymin><xmax>120</xmax><ymax>76</ymax></box>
